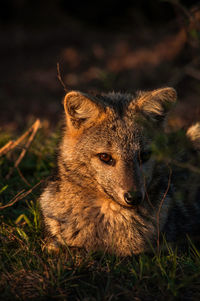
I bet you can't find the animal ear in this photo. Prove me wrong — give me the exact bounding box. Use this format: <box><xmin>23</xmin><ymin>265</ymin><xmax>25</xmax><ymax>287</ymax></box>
<box><xmin>135</xmin><ymin>87</ymin><xmax>177</xmax><ymax>123</ymax></box>
<box><xmin>64</xmin><ymin>91</ymin><xmax>104</xmax><ymax>130</ymax></box>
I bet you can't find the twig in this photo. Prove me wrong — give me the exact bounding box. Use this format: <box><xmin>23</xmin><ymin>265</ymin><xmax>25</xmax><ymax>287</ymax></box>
<box><xmin>156</xmin><ymin>165</ymin><xmax>172</xmax><ymax>251</ymax></box>
<box><xmin>0</xmin><ymin>120</ymin><xmax>40</xmax><ymax>157</ymax></box>
<box><xmin>57</xmin><ymin>62</ymin><xmax>68</xmax><ymax>92</ymax></box>
<box><xmin>0</xmin><ymin>141</ymin><xmax>14</xmax><ymax>156</ymax></box>
<box><xmin>0</xmin><ymin>180</ymin><xmax>43</xmax><ymax>211</ymax></box>
<box><xmin>6</xmin><ymin>119</ymin><xmax>41</xmax><ymax>179</ymax></box>
<box><xmin>14</xmin><ymin>119</ymin><xmax>40</xmax><ymax>168</ymax></box>
<box><xmin>17</xmin><ymin>167</ymin><xmax>31</xmax><ymax>186</ymax></box>
<box><xmin>171</xmin><ymin>159</ymin><xmax>200</xmax><ymax>174</ymax></box>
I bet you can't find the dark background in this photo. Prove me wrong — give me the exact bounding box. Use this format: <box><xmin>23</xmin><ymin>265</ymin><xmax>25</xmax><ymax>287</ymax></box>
<box><xmin>0</xmin><ymin>0</ymin><xmax>200</xmax><ymax>132</ymax></box>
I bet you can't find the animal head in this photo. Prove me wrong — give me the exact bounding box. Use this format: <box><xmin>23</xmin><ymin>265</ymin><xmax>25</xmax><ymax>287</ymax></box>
<box><xmin>61</xmin><ymin>87</ymin><xmax>177</xmax><ymax>208</ymax></box>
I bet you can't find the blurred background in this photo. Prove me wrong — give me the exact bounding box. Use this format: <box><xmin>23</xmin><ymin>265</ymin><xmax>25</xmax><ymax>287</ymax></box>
<box><xmin>0</xmin><ymin>0</ymin><xmax>200</xmax><ymax>132</ymax></box>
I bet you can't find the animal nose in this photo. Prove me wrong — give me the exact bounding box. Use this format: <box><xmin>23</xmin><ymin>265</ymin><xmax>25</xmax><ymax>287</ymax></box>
<box><xmin>124</xmin><ymin>191</ymin><xmax>143</xmax><ymax>206</ymax></box>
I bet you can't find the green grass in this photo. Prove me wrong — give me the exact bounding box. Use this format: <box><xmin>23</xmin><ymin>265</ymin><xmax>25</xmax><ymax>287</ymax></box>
<box><xmin>0</xmin><ymin>127</ymin><xmax>200</xmax><ymax>301</ymax></box>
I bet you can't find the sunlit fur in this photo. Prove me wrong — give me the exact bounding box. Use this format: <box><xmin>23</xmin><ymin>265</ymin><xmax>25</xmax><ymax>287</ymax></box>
<box><xmin>187</xmin><ymin>122</ymin><xmax>200</xmax><ymax>150</ymax></box>
<box><xmin>40</xmin><ymin>88</ymin><xmax>200</xmax><ymax>256</ymax></box>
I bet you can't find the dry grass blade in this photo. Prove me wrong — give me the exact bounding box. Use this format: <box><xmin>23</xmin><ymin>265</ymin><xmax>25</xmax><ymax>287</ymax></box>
<box><xmin>172</xmin><ymin>160</ymin><xmax>200</xmax><ymax>174</ymax></box>
<box><xmin>17</xmin><ymin>166</ymin><xmax>31</xmax><ymax>186</ymax></box>
<box><xmin>0</xmin><ymin>180</ymin><xmax>43</xmax><ymax>210</ymax></box>
<box><xmin>0</xmin><ymin>119</ymin><xmax>40</xmax><ymax>157</ymax></box>
<box><xmin>57</xmin><ymin>62</ymin><xmax>68</xmax><ymax>92</ymax></box>
<box><xmin>5</xmin><ymin>119</ymin><xmax>41</xmax><ymax>179</ymax></box>
<box><xmin>14</xmin><ymin>119</ymin><xmax>41</xmax><ymax>168</ymax></box>
<box><xmin>0</xmin><ymin>140</ymin><xmax>14</xmax><ymax>156</ymax></box>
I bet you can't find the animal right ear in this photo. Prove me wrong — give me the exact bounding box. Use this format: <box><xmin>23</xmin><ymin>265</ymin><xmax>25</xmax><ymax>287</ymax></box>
<box><xmin>64</xmin><ymin>91</ymin><xmax>104</xmax><ymax>131</ymax></box>
<box><xmin>134</xmin><ymin>87</ymin><xmax>177</xmax><ymax>124</ymax></box>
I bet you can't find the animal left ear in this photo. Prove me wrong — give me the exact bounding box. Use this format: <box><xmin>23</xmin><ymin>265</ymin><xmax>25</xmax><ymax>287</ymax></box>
<box><xmin>63</xmin><ymin>91</ymin><xmax>105</xmax><ymax>133</ymax></box>
<box><xmin>134</xmin><ymin>87</ymin><xmax>177</xmax><ymax>123</ymax></box>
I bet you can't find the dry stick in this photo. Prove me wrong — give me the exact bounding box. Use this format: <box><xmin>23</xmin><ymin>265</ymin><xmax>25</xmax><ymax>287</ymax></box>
<box><xmin>0</xmin><ymin>190</ymin><xmax>25</xmax><ymax>209</ymax></box>
<box><xmin>57</xmin><ymin>62</ymin><xmax>68</xmax><ymax>92</ymax></box>
<box><xmin>171</xmin><ymin>159</ymin><xmax>200</xmax><ymax>174</ymax></box>
<box><xmin>0</xmin><ymin>180</ymin><xmax>43</xmax><ymax>211</ymax></box>
<box><xmin>17</xmin><ymin>166</ymin><xmax>31</xmax><ymax>187</ymax></box>
<box><xmin>156</xmin><ymin>165</ymin><xmax>172</xmax><ymax>251</ymax></box>
<box><xmin>14</xmin><ymin>119</ymin><xmax>40</xmax><ymax>168</ymax></box>
<box><xmin>6</xmin><ymin>119</ymin><xmax>41</xmax><ymax>179</ymax></box>
<box><xmin>0</xmin><ymin>120</ymin><xmax>39</xmax><ymax>157</ymax></box>
<box><xmin>0</xmin><ymin>141</ymin><xmax>14</xmax><ymax>157</ymax></box>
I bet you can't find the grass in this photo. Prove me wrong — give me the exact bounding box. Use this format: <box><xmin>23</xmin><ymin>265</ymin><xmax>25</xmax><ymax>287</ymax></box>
<box><xmin>0</xmin><ymin>125</ymin><xmax>200</xmax><ymax>301</ymax></box>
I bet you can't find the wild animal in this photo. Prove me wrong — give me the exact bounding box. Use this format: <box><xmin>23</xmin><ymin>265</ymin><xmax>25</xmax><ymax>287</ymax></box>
<box><xmin>40</xmin><ymin>87</ymin><xmax>200</xmax><ymax>256</ymax></box>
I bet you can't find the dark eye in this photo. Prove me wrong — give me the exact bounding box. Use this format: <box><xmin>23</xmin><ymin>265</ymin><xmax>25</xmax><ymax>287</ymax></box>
<box><xmin>98</xmin><ymin>153</ymin><xmax>115</xmax><ymax>165</ymax></box>
<box><xmin>139</xmin><ymin>150</ymin><xmax>152</xmax><ymax>163</ymax></box>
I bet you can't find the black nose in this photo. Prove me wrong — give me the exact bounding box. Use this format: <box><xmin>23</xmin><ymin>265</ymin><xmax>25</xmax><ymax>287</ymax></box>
<box><xmin>124</xmin><ymin>191</ymin><xmax>143</xmax><ymax>206</ymax></box>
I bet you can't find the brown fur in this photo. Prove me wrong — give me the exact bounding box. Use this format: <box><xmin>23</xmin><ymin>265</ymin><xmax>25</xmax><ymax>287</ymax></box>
<box><xmin>40</xmin><ymin>87</ymin><xmax>200</xmax><ymax>256</ymax></box>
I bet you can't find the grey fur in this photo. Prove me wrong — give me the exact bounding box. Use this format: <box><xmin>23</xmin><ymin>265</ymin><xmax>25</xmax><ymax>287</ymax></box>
<box><xmin>40</xmin><ymin>88</ymin><xmax>200</xmax><ymax>256</ymax></box>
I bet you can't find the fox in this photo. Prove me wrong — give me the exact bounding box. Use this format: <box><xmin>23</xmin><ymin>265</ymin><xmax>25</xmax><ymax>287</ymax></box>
<box><xmin>39</xmin><ymin>87</ymin><xmax>200</xmax><ymax>256</ymax></box>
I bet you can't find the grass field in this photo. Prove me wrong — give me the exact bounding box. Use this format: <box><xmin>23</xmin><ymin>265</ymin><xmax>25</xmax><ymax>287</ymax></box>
<box><xmin>0</xmin><ymin>124</ymin><xmax>200</xmax><ymax>301</ymax></box>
